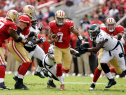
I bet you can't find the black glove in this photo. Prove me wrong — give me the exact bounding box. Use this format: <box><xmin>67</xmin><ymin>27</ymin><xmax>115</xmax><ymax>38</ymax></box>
<box><xmin>38</xmin><ymin>23</ymin><xmax>43</xmax><ymax>31</ymax></box>
<box><xmin>75</xmin><ymin>45</ymin><xmax>88</xmax><ymax>55</ymax></box>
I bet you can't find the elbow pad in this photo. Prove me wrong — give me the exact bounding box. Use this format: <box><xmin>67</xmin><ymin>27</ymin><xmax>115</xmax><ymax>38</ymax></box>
<box><xmin>17</xmin><ymin>27</ymin><xmax>22</xmax><ymax>35</ymax></box>
<box><xmin>117</xmin><ymin>34</ymin><xmax>122</xmax><ymax>40</ymax></box>
<box><xmin>15</xmin><ymin>37</ymin><xmax>22</xmax><ymax>42</ymax></box>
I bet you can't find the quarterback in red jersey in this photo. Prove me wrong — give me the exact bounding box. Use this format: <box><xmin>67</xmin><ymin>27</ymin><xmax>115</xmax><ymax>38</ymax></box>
<box><xmin>48</xmin><ymin>10</ymin><xmax>85</xmax><ymax>90</ymax></box>
<box><xmin>0</xmin><ymin>10</ymin><xmax>26</xmax><ymax>90</ymax></box>
<box><xmin>90</xmin><ymin>18</ymin><xmax>125</xmax><ymax>90</ymax></box>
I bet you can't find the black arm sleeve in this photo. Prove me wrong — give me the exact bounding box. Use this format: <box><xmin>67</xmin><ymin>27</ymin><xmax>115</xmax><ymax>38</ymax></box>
<box><xmin>117</xmin><ymin>34</ymin><xmax>122</xmax><ymax>40</ymax></box>
<box><xmin>17</xmin><ymin>27</ymin><xmax>22</xmax><ymax>35</ymax></box>
<box><xmin>15</xmin><ymin>37</ymin><xmax>22</xmax><ymax>42</ymax></box>
<box><xmin>29</xmin><ymin>32</ymin><xmax>35</xmax><ymax>37</ymax></box>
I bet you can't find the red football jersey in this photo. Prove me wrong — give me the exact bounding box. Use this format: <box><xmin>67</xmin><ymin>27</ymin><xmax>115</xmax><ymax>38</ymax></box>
<box><xmin>0</xmin><ymin>18</ymin><xmax>17</xmax><ymax>46</ymax></box>
<box><xmin>100</xmin><ymin>25</ymin><xmax>124</xmax><ymax>36</ymax></box>
<box><xmin>49</xmin><ymin>19</ymin><xmax>74</xmax><ymax>48</ymax></box>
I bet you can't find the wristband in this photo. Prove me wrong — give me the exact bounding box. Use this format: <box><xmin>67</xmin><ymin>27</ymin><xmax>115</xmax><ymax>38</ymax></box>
<box><xmin>78</xmin><ymin>35</ymin><xmax>83</xmax><ymax>40</ymax></box>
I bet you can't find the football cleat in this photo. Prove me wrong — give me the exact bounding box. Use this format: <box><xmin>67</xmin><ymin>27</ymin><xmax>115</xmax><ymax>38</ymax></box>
<box><xmin>47</xmin><ymin>80</ymin><xmax>57</xmax><ymax>88</ymax></box>
<box><xmin>0</xmin><ymin>82</ymin><xmax>12</xmax><ymax>90</ymax></box>
<box><xmin>105</xmin><ymin>79</ymin><xmax>116</xmax><ymax>88</ymax></box>
<box><xmin>15</xmin><ymin>82</ymin><xmax>29</xmax><ymax>90</ymax></box>
<box><xmin>13</xmin><ymin>76</ymin><xmax>18</xmax><ymax>82</ymax></box>
<box><xmin>89</xmin><ymin>83</ymin><xmax>95</xmax><ymax>90</ymax></box>
<box><xmin>34</xmin><ymin>71</ymin><xmax>45</xmax><ymax>78</ymax></box>
<box><xmin>60</xmin><ymin>84</ymin><xmax>65</xmax><ymax>90</ymax></box>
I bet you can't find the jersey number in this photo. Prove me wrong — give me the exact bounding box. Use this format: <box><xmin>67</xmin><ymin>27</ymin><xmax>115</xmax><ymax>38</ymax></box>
<box><xmin>0</xmin><ymin>22</ymin><xmax>4</xmax><ymax>29</ymax></box>
<box><xmin>57</xmin><ymin>32</ymin><xmax>63</xmax><ymax>42</ymax></box>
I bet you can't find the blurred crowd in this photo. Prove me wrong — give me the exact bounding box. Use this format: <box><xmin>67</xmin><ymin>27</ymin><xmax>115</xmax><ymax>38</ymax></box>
<box><xmin>1</xmin><ymin>0</ymin><xmax>126</xmax><ymax>77</ymax></box>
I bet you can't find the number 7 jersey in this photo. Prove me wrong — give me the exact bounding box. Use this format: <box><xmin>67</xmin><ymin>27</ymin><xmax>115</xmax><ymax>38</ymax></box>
<box><xmin>49</xmin><ymin>19</ymin><xmax>74</xmax><ymax>48</ymax></box>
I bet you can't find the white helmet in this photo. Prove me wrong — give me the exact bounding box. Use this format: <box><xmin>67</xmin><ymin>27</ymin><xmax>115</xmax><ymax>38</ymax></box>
<box><xmin>48</xmin><ymin>45</ymin><xmax>54</xmax><ymax>54</ymax></box>
<box><xmin>55</xmin><ymin>10</ymin><xmax>66</xmax><ymax>25</ymax></box>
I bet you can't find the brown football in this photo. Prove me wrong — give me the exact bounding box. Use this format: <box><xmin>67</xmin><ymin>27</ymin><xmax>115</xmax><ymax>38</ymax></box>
<box><xmin>51</xmin><ymin>34</ymin><xmax>57</xmax><ymax>38</ymax></box>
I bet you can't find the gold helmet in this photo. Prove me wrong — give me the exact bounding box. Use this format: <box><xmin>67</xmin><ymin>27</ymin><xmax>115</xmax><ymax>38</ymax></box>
<box><xmin>6</xmin><ymin>10</ymin><xmax>19</xmax><ymax>23</ymax></box>
<box><xmin>106</xmin><ymin>18</ymin><xmax>116</xmax><ymax>32</ymax></box>
<box><xmin>23</xmin><ymin>5</ymin><xmax>36</xmax><ymax>21</ymax></box>
<box><xmin>55</xmin><ymin>10</ymin><xmax>66</xmax><ymax>25</ymax></box>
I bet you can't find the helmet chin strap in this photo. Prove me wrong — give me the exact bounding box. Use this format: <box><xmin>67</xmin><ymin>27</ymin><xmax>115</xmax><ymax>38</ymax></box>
<box><xmin>109</xmin><ymin>29</ymin><xmax>114</xmax><ymax>32</ymax></box>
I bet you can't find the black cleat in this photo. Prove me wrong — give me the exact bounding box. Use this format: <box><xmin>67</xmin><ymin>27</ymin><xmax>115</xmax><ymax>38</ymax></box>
<box><xmin>15</xmin><ymin>82</ymin><xmax>29</xmax><ymax>90</ymax></box>
<box><xmin>105</xmin><ymin>79</ymin><xmax>116</xmax><ymax>88</ymax></box>
<box><xmin>47</xmin><ymin>80</ymin><xmax>57</xmax><ymax>88</ymax></box>
<box><xmin>42</xmin><ymin>68</ymin><xmax>49</xmax><ymax>77</ymax></box>
<box><xmin>89</xmin><ymin>83</ymin><xmax>95</xmax><ymax>90</ymax></box>
<box><xmin>0</xmin><ymin>82</ymin><xmax>12</xmax><ymax>90</ymax></box>
<box><xmin>13</xmin><ymin>76</ymin><xmax>18</xmax><ymax>82</ymax></box>
<box><xmin>34</xmin><ymin>71</ymin><xmax>45</xmax><ymax>78</ymax></box>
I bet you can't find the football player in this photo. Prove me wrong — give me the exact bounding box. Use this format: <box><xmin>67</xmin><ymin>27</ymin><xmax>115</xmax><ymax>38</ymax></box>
<box><xmin>0</xmin><ymin>10</ymin><xmax>26</xmax><ymax>90</ymax></box>
<box><xmin>13</xmin><ymin>18</ymin><xmax>46</xmax><ymax>80</ymax></box>
<box><xmin>8</xmin><ymin>5</ymin><xmax>43</xmax><ymax>90</ymax></box>
<box><xmin>42</xmin><ymin>45</ymin><xmax>79</xmax><ymax>90</ymax></box>
<box><xmin>48</xmin><ymin>10</ymin><xmax>85</xmax><ymax>90</ymax></box>
<box><xmin>90</xmin><ymin>18</ymin><xmax>125</xmax><ymax>90</ymax></box>
<box><xmin>78</xmin><ymin>24</ymin><xmax>126</xmax><ymax>88</ymax></box>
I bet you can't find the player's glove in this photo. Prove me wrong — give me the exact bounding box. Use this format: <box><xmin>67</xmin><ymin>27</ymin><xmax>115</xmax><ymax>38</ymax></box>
<box><xmin>75</xmin><ymin>45</ymin><xmax>88</xmax><ymax>56</ymax></box>
<box><xmin>25</xmin><ymin>41</ymin><xmax>34</xmax><ymax>47</ymax></box>
<box><xmin>20</xmin><ymin>33</ymin><xmax>27</xmax><ymax>43</ymax></box>
<box><xmin>38</xmin><ymin>23</ymin><xmax>43</xmax><ymax>31</ymax></box>
<box><xmin>37</xmin><ymin>37</ymin><xmax>46</xmax><ymax>43</ymax></box>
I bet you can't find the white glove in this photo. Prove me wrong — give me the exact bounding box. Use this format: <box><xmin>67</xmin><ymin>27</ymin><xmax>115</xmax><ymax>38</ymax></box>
<box><xmin>20</xmin><ymin>33</ymin><xmax>27</xmax><ymax>42</ymax></box>
<box><xmin>34</xmin><ymin>30</ymin><xmax>40</xmax><ymax>35</ymax></box>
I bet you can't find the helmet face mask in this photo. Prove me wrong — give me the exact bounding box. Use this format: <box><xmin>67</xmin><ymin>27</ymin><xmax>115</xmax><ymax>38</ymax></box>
<box><xmin>6</xmin><ymin>10</ymin><xmax>19</xmax><ymax>23</ymax></box>
<box><xmin>88</xmin><ymin>24</ymin><xmax>100</xmax><ymax>40</ymax></box>
<box><xmin>55</xmin><ymin>10</ymin><xmax>66</xmax><ymax>25</ymax></box>
<box><xmin>106</xmin><ymin>18</ymin><xmax>116</xmax><ymax>32</ymax></box>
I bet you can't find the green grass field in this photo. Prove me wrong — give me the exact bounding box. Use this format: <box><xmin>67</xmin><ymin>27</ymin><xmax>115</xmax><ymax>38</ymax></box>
<box><xmin>1</xmin><ymin>74</ymin><xmax>126</xmax><ymax>95</ymax></box>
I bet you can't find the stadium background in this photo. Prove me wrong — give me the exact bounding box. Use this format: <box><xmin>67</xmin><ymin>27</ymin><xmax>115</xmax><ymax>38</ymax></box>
<box><xmin>1</xmin><ymin>0</ymin><xmax>126</xmax><ymax>77</ymax></box>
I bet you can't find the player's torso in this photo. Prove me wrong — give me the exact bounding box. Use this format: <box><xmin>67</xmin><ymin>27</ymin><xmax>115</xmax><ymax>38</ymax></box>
<box><xmin>100</xmin><ymin>26</ymin><xmax>124</xmax><ymax>36</ymax></box>
<box><xmin>0</xmin><ymin>18</ymin><xmax>17</xmax><ymax>46</ymax></box>
<box><xmin>96</xmin><ymin>30</ymin><xmax>118</xmax><ymax>50</ymax></box>
<box><xmin>50</xmin><ymin>20</ymin><xmax>72</xmax><ymax>48</ymax></box>
<box><xmin>44</xmin><ymin>54</ymin><xmax>56</xmax><ymax>66</ymax></box>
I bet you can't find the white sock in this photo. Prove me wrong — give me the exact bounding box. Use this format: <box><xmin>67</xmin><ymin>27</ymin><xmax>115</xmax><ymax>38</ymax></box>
<box><xmin>18</xmin><ymin>74</ymin><xmax>24</xmax><ymax>79</ymax></box>
<box><xmin>106</xmin><ymin>72</ymin><xmax>113</xmax><ymax>79</ymax></box>
<box><xmin>0</xmin><ymin>78</ymin><xmax>4</xmax><ymax>83</ymax></box>
<box><xmin>58</xmin><ymin>76</ymin><xmax>64</xmax><ymax>84</ymax></box>
<box><xmin>14</xmin><ymin>71</ymin><xmax>18</xmax><ymax>77</ymax></box>
<box><xmin>92</xmin><ymin>82</ymin><xmax>96</xmax><ymax>84</ymax></box>
<box><xmin>36</xmin><ymin>66</ymin><xmax>42</xmax><ymax>72</ymax></box>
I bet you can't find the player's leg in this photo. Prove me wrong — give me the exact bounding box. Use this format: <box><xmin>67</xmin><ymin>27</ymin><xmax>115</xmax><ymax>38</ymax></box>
<box><xmin>33</xmin><ymin>45</ymin><xmax>45</xmax><ymax>78</ymax></box>
<box><xmin>100</xmin><ymin>51</ymin><xmax>116</xmax><ymax>88</ymax></box>
<box><xmin>90</xmin><ymin>49</ymin><xmax>103</xmax><ymax>89</ymax></box>
<box><xmin>54</xmin><ymin>47</ymin><xmax>62</xmax><ymax>77</ymax></box>
<box><xmin>8</xmin><ymin>40</ymin><xmax>32</xmax><ymax>90</ymax></box>
<box><xmin>0</xmin><ymin>47</ymin><xmax>11</xmax><ymax>90</ymax></box>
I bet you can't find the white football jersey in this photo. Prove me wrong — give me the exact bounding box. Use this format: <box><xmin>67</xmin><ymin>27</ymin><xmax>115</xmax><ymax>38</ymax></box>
<box><xmin>44</xmin><ymin>54</ymin><xmax>56</xmax><ymax>66</ymax></box>
<box><xmin>96</xmin><ymin>30</ymin><xmax>118</xmax><ymax>51</ymax></box>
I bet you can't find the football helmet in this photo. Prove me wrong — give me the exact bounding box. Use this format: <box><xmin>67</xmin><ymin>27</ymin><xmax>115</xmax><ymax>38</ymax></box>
<box><xmin>18</xmin><ymin>15</ymin><xmax>31</xmax><ymax>26</ymax></box>
<box><xmin>88</xmin><ymin>24</ymin><xmax>100</xmax><ymax>40</ymax></box>
<box><xmin>48</xmin><ymin>45</ymin><xmax>54</xmax><ymax>54</ymax></box>
<box><xmin>23</xmin><ymin>5</ymin><xmax>36</xmax><ymax>21</ymax></box>
<box><xmin>6</xmin><ymin>10</ymin><xmax>19</xmax><ymax>23</ymax></box>
<box><xmin>55</xmin><ymin>10</ymin><xmax>66</xmax><ymax>25</ymax></box>
<box><xmin>106</xmin><ymin>18</ymin><xmax>116</xmax><ymax>32</ymax></box>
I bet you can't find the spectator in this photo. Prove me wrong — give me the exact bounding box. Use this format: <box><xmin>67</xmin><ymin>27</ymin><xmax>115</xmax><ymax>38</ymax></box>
<box><xmin>80</xmin><ymin>14</ymin><xmax>90</xmax><ymax>32</ymax></box>
<box><xmin>90</xmin><ymin>14</ymin><xmax>103</xmax><ymax>25</ymax></box>
<box><xmin>3</xmin><ymin>0</ymin><xmax>10</xmax><ymax>12</ymax></box>
<box><xmin>108</xmin><ymin>3</ymin><xmax>119</xmax><ymax>17</ymax></box>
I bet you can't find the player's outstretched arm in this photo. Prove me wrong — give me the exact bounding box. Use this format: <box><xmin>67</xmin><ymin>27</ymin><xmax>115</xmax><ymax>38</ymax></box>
<box><xmin>8</xmin><ymin>30</ymin><xmax>23</xmax><ymax>42</ymax></box>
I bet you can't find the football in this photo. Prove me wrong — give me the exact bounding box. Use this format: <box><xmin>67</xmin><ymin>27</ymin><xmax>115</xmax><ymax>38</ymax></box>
<box><xmin>51</xmin><ymin>34</ymin><xmax>57</xmax><ymax>38</ymax></box>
